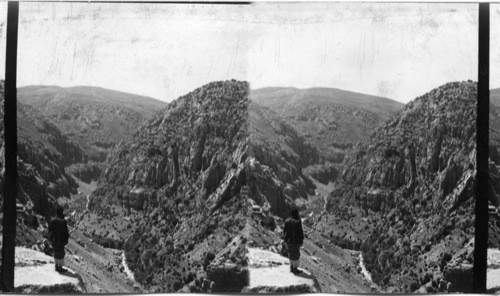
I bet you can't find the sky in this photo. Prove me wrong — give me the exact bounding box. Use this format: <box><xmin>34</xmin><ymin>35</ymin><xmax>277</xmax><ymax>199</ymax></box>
<box><xmin>0</xmin><ymin>2</ymin><xmax>484</xmax><ymax>103</ymax></box>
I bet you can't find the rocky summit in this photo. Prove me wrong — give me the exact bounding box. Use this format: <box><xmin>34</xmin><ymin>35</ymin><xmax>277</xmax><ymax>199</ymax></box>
<box><xmin>87</xmin><ymin>80</ymin><xmax>250</xmax><ymax>292</ymax></box>
<box><xmin>316</xmin><ymin>81</ymin><xmax>480</xmax><ymax>292</ymax></box>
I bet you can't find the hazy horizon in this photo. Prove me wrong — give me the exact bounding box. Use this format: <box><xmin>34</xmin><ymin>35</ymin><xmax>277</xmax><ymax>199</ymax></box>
<box><xmin>17</xmin><ymin>81</ymin><xmax>479</xmax><ymax>105</ymax></box>
<box><xmin>0</xmin><ymin>2</ymin><xmax>482</xmax><ymax>103</ymax></box>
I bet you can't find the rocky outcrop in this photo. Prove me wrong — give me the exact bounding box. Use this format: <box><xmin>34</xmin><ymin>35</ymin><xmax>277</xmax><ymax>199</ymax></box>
<box><xmin>14</xmin><ymin>247</ymin><xmax>85</xmax><ymax>293</ymax></box>
<box><xmin>192</xmin><ymin>124</ymin><xmax>208</xmax><ymax>172</ymax></box>
<box><xmin>442</xmin><ymin>239</ymin><xmax>474</xmax><ymax>293</ymax></box>
<box><xmin>323</xmin><ymin>81</ymin><xmax>479</xmax><ymax>292</ymax></box>
<box><xmin>88</xmin><ymin>80</ymin><xmax>250</xmax><ymax>292</ymax></box>
<box><xmin>245</xmin><ymin>157</ymin><xmax>293</xmax><ymax>218</ymax></box>
<box><xmin>243</xmin><ymin>248</ymin><xmax>319</xmax><ymax>293</ymax></box>
<box><xmin>203</xmin><ymin>157</ymin><xmax>226</xmax><ymax>196</ymax></box>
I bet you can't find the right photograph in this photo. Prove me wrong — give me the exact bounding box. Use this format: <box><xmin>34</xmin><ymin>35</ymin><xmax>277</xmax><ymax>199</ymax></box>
<box><xmin>245</xmin><ymin>2</ymin><xmax>478</xmax><ymax>294</ymax></box>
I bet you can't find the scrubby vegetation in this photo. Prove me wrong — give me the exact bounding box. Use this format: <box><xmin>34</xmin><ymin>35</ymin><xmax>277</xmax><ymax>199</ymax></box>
<box><xmin>88</xmin><ymin>80</ymin><xmax>250</xmax><ymax>292</ymax></box>
<box><xmin>323</xmin><ymin>81</ymin><xmax>480</xmax><ymax>292</ymax></box>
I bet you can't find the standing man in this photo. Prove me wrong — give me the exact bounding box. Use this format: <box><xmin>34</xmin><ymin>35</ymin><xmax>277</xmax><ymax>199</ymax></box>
<box><xmin>284</xmin><ymin>209</ymin><xmax>304</xmax><ymax>274</ymax></box>
<box><xmin>49</xmin><ymin>207</ymin><xmax>70</xmax><ymax>273</ymax></box>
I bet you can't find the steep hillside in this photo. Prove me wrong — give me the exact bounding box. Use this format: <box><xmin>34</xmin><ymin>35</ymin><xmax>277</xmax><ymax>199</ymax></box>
<box><xmin>490</xmin><ymin>88</ymin><xmax>500</xmax><ymax>152</ymax></box>
<box><xmin>0</xmin><ymin>83</ymin><xmax>84</xmax><ymax>219</ymax></box>
<box><xmin>247</xmin><ymin>102</ymin><xmax>320</xmax><ymax>218</ymax></box>
<box><xmin>491</xmin><ymin>88</ymin><xmax>500</xmax><ymax>107</ymax></box>
<box><xmin>312</xmin><ymin>81</ymin><xmax>482</xmax><ymax>293</ymax></box>
<box><xmin>251</xmin><ymin>87</ymin><xmax>403</xmax><ymax>163</ymax></box>
<box><xmin>488</xmin><ymin>89</ymin><xmax>500</xmax><ymax>251</ymax></box>
<box><xmin>18</xmin><ymin>86</ymin><xmax>167</xmax><ymax>162</ymax></box>
<box><xmin>86</xmin><ymin>80</ymin><xmax>250</xmax><ymax>292</ymax></box>
<box><xmin>16</xmin><ymin>102</ymin><xmax>84</xmax><ymax>218</ymax></box>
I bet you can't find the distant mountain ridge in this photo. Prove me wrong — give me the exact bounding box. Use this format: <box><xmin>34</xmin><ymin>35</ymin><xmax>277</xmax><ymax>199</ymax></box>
<box><xmin>18</xmin><ymin>85</ymin><xmax>167</xmax><ymax>162</ymax></box>
<box><xmin>247</xmin><ymin>102</ymin><xmax>320</xmax><ymax>217</ymax></box>
<box><xmin>251</xmin><ymin>87</ymin><xmax>404</xmax><ymax>162</ymax></box>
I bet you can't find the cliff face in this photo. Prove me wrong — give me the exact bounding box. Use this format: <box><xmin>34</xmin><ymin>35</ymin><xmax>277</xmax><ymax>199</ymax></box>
<box><xmin>324</xmin><ymin>81</ymin><xmax>479</xmax><ymax>292</ymax></box>
<box><xmin>247</xmin><ymin>102</ymin><xmax>319</xmax><ymax>218</ymax></box>
<box><xmin>88</xmin><ymin>80</ymin><xmax>250</xmax><ymax>292</ymax></box>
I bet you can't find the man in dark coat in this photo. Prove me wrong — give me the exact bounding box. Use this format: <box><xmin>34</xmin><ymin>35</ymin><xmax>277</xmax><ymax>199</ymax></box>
<box><xmin>284</xmin><ymin>209</ymin><xmax>304</xmax><ymax>274</ymax></box>
<box><xmin>49</xmin><ymin>207</ymin><xmax>70</xmax><ymax>273</ymax></box>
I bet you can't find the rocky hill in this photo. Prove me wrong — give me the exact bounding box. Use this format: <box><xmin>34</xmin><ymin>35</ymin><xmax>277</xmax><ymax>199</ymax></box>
<box><xmin>251</xmin><ymin>87</ymin><xmax>403</xmax><ymax>163</ymax></box>
<box><xmin>86</xmin><ymin>80</ymin><xmax>250</xmax><ymax>292</ymax></box>
<box><xmin>314</xmin><ymin>81</ymin><xmax>482</xmax><ymax>293</ymax></box>
<box><xmin>18</xmin><ymin>86</ymin><xmax>167</xmax><ymax>162</ymax></box>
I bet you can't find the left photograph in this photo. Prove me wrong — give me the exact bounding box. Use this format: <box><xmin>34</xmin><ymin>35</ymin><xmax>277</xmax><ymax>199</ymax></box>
<box><xmin>8</xmin><ymin>2</ymin><xmax>250</xmax><ymax>293</ymax></box>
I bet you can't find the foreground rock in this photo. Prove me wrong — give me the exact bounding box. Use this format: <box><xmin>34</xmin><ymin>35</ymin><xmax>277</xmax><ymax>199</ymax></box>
<box><xmin>14</xmin><ymin>247</ymin><xmax>85</xmax><ymax>293</ymax></box>
<box><xmin>488</xmin><ymin>248</ymin><xmax>500</xmax><ymax>292</ymax></box>
<box><xmin>244</xmin><ymin>248</ymin><xmax>319</xmax><ymax>293</ymax></box>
